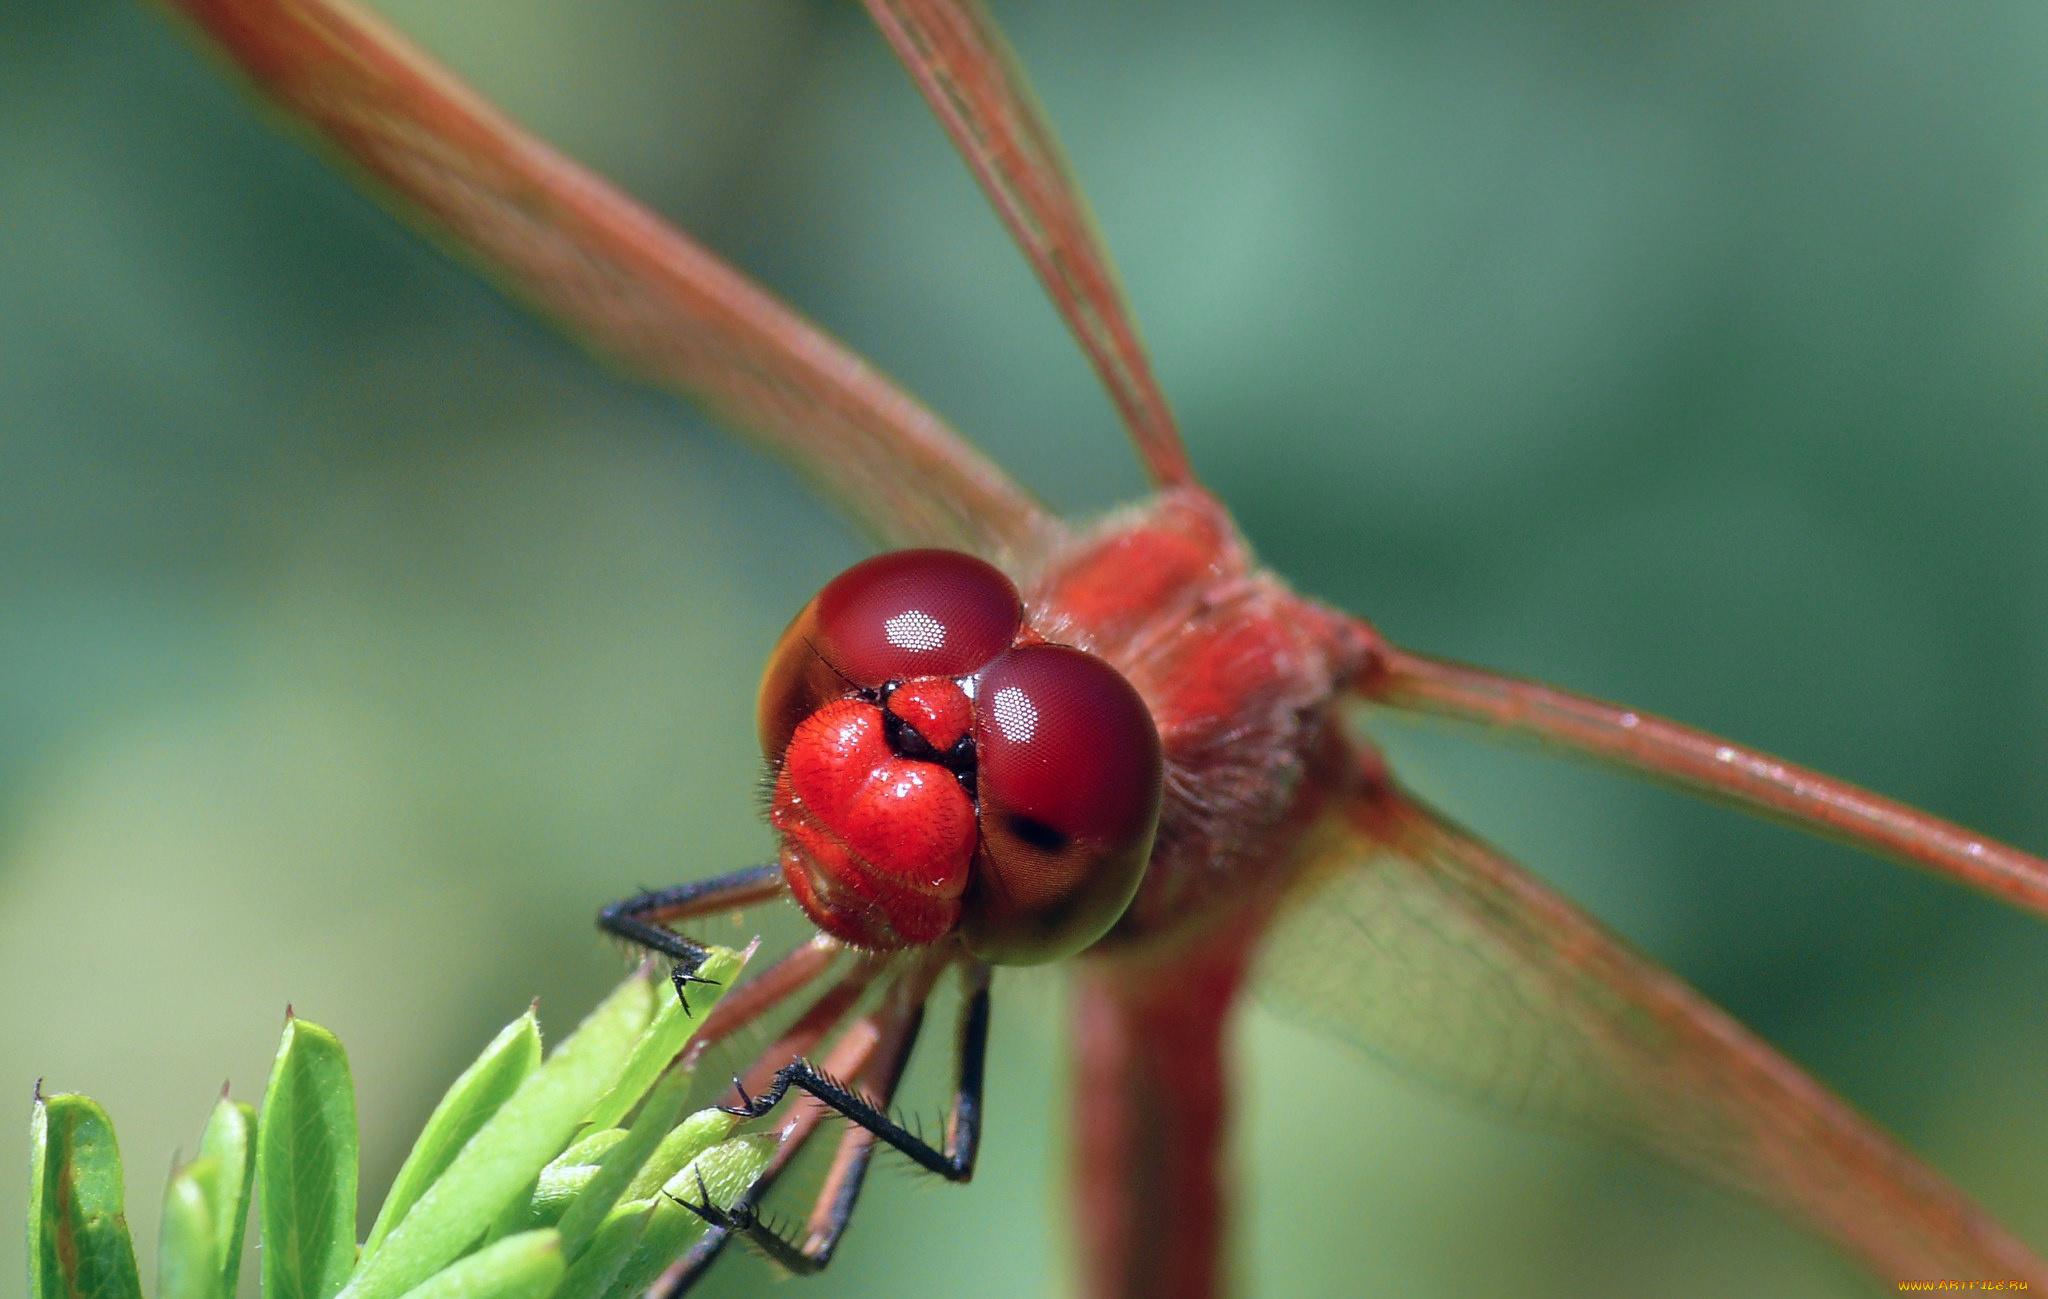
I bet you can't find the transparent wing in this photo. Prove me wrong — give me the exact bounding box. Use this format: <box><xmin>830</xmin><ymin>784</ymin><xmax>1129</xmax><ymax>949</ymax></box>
<box><xmin>860</xmin><ymin>0</ymin><xmax>1193</xmax><ymax>488</ymax></box>
<box><xmin>1360</xmin><ymin>647</ymin><xmax>2048</xmax><ymax>923</ymax></box>
<box><xmin>1254</xmin><ymin>764</ymin><xmax>2045</xmax><ymax>1282</ymax></box>
<box><xmin>162</xmin><ymin>0</ymin><xmax>1053</xmax><ymax>556</ymax></box>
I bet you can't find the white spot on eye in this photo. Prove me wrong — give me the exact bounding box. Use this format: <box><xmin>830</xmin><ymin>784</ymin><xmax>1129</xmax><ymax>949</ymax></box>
<box><xmin>1618</xmin><ymin>712</ymin><xmax>1639</xmax><ymax>729</ymax></box>
<box><xmin>990</xmin><ymin>685</ymin><xmax>1038</xmax><ymax>742</ymax></box>
<box><xmin>1715</xmin><ymin>747</ymin><xmax>1735</xmax><ymax>762</ymax></box>
<box><xmin>1966</xmin><ymin>842</ymin><xmax>1986</xmax><ymax>857</ymax></box>
<box><xmin>885</xmin><ymin>610</ymin><xmax>946</xmax><ymax>653</ymax></box>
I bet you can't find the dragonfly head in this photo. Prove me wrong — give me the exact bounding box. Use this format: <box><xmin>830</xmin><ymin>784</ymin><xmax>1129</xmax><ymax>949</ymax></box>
<box><xmin>760</xmin><ymin>549</ymin><xmax>1163</xmax><ymax>964</ymax></box>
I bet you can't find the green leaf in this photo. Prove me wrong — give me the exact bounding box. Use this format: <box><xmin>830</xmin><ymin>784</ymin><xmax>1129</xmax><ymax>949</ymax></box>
<box><xmin>29</xmin><ymin>1090</ymin><xmax>143</xmax><ymax>1299</ymax></box>
<box><xmin>155</xmin><ymin>1157</ymin><xmax>221</xmax><ymax>1299</ymax></box>
<box><xmin>258</xmin><ymin>1016</ymin><xmax>360</xmax><ymax>1299</ymax></box>
<box><xmin>336</xmin><ymin>969</ymin><xmax>658</xmax><ymax>1299</ymax></box>
<box><xmin>620</xmin><ymin>1108</ymin><xmax>733</xmax><ymax>1205</ymax></box>
<box><xmin>555</xmin><ymin>1064</ymin><xmax>694</xmax><ymax>1262</ymax></box>
<box><xmin>363</xmin><ymin>1006</ymin><xmax>542</xmax><ymax>1261</ymax></box>
<box><xmin>600</xmin><ymin>1135</ymin><xmax>775</xmax><ymax>1299</ymax></box>
<box><xmin>555</xmin><ymin>948</ymin><xmax>747</xmax><ymax>1265</ymax></box>
<box><xmin>160</xmin><ymin>1094</ymin><xmax>256</xmax><ymax>1299</ymax></box>
<box><xmin>668</xmin><ymin>1136</ymin><xmax>776</xmax><ymax>1223</ymax></box>
<box><xmin>521</xmin><ymin>1129</ymin><xmax>629</xmax><ymax>1232</ymax></box>
<box><xmin>195</xmin><ymin>1096</ymin><xmax>256</xmax><ymax>1297</ymax></box>
<box><xmin>390</xmin><ymin>1230</ymin><xmax>565</xmax><ymax>1299</ymax></box>
<box><xmin>582</xmin><ymin>947</ymin><xmax>745</xmax><ymax>1133</ymax></box>
<box><xmin>550</xmin><ymin>1202</ymin><xmax>651</xmax><ymax>1299</ymax></box>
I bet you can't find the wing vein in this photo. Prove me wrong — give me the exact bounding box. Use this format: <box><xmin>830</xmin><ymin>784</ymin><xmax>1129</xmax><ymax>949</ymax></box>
<box><xmin>1254</xmin><ymin>760</ymin><xmax>2044</xmax><ymax>1282</ymax></box>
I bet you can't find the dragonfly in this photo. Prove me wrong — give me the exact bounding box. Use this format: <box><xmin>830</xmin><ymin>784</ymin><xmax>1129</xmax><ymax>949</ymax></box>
<box><xmin>155</xmin><ymin>0</ymin><xmax>2048</xmax><ymax>1293</ymax></box>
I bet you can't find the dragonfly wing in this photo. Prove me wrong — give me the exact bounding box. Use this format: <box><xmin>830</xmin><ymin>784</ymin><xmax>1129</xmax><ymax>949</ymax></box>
<box><xmin>859</xmin><ymin>0</ymin><xmax>1193</xmax><ymax>489</ymax></box>
<box><xmin>1252</xmin><ymin>766</ymin><xmax>2045</xmax><ymax>1282</ymax></box>
<box><xmin>162</xmin><ymin>0</ymin><xmax>1053</xmax><ymax>557</ymax></box>
<box><xmin>1359</xmin><ymin>647</ymin><xmax>2048</xmax><ymax>923</ymax></box>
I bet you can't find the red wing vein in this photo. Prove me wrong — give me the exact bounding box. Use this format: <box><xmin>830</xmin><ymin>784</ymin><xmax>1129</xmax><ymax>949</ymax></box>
<box><xmin>164</xmin><ymin>0</ymin><xmax>1053</xmax><ymax>557</ymax></box>
<box><xmin>861</xmin><ymin>0</ymin><xmax>1193</xmax><ymax>489</ymax></box>
<box><xmin>1254</xmin><ymin>774</ymin><xmax>2044</xmax><ymax>1282</ymax></box>
<box><xmin>1362</xmin><ymin>647</ymin><xmax>2048</xmax><ymax>921</ymax></box>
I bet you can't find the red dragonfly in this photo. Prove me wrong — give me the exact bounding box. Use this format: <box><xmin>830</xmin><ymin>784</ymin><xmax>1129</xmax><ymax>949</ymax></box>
<box><xmin>160</xmin><ymin>0</ymin><xmax>2048</xmax><ymax>1293</ymax></box>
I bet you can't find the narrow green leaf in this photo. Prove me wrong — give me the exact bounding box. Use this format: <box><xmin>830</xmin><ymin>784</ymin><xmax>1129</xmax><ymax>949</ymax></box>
<box><xmin>555</xmin><ymin>1065</ymin><xmax>694</xmax><ymax>1262</ymax></box>
<box><xmin>363</xmin><ymin>1007</ymin><xmax>542</xmax><ymax>1260</ymax></box>
<box><xmin>336</xmin><ymin>970</ymin><xmax>658</xmax><ymax>1299</ymax></box>
<box><xmin>29</xmin><ymin>1090</ymin><xmax>49</xmax><ymax>1299</ymax></box>
<box><xmin>390</xmin><ymin>1230</ymin><xmax>565</xmax><ymax>1299</ymax></box>
<box><xmin>554</xmin><ymin>948</ymin><xmax>747</xmax><ymax>1265</ymax></box>
<box><xmin>550</xmin><ymin>1202</ymin><xmax>651</xmax><ymax>1299</ymax></box>
<box><xmin>620</xmin><ymin>1109</ymin><xmax>733</xmax><ymax>1204</ymax></box>
<box><xmin>258</xmin><ymin>1016</ymin><xmax>360</xmax><ymax>1299</ymax></box>
<box><xmin>667</xmin><ymin>1136</ymin><xmax>775</xmax><ymax>1224</ymax></box>
<box><xmin>483</xmin><ymin>1172</ymin><xmax>543</xmax><ymax>1248</ymax></box>
<box><xmin>600</xmin><ymin>1136</ymin><xmax>775</xmax><ymax>1299</ymax></box>
<box><xmin>155</xmin><ymin>1158</ymin><xmax>221</xmax><ymax>1299</ymax></box>
<box><xmin>195</xmin><ymin>1096</ymin><xmax>256</xmax><ymax>1298</ymax></box>
<box><xmin>521</xmin><ymin>1129</ymin><xmax>629</xmax><ymax>1233</ymax></box>
<box><xmin>582</xmin><ymin>948</ymin><xmax>745</xmax><ymax>1133</ymax></box>
<box><xmin>29</xmin><ymin>1091</ymin><xmax>143</xmax><ymax>1299</ymax></box>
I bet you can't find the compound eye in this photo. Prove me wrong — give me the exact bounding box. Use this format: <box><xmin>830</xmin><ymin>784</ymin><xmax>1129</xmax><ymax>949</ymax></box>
<box><xmin>813</xmin><ymin>550</ymin><xmax>1022</xmax><ymax>687</ymax></box>
<box><xmin>963</xmin><ymin>644</ymin><xmax>1163</xmax><ymax>965</ymax></box>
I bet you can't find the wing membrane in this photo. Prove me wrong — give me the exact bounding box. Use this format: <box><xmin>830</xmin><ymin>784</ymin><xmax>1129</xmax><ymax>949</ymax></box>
<box><xmin>1254</xmin><ymin>767</ymin><xmax>2045</xmax><ymax>1282</ymax></box>
<box><xmin>1361</xmin><ymin>647</ymin><xmax>2048</xmax><ymax>922</ymax></box>
<box><xmin>861</xmin><ymin>0</ymin><xmax>1193</xmax><ymax>488</ymax></box>
<box><xmin>162</xmin><ymin>0</ymin><xmax>1052</xmax><ymax>556</ymax></box>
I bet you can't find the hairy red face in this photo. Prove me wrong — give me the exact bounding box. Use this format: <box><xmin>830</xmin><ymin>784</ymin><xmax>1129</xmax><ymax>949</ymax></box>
<box><xmin>759</xmin><ymin>549</ymin><xmax>1163</xmax><ymax>963</ymax></box>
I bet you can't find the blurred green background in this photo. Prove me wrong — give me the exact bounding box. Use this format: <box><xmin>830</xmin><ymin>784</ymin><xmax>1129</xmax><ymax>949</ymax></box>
<box><xmin>7</xmin><ymin>0</ymin><xmax>2048</xmax><ymax>1294</ymax></box>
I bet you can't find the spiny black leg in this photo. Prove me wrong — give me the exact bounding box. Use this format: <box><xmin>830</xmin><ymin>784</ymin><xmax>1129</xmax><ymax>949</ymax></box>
<box><xmin>597</xmin><ymin>864</ymin><xmax>781</xmax><ymax>1009</ymax></box>
<box><xmin>644</xmin><ymin>1215</ymin><xmax>731</xmax><ymax>1299</ymax></box>
<box><xmin>645</xmin><ymin>1099</ymin><xmax>859</xmax><ymax>1290</ymax></box>
<box><xmin>948</xmin><ymin>960</ymin><xmax>990</xmax><ymax>1175</ymax></box>
<box><xmin>642</xmin><ymin>958</ymin><xmax>991</xmax><ymax>1291</ymax></box>
<box><xmin>670</xmin><ymin>1173</ymin><xmax>822</xmax><ymax>1274</ymax></box>
<box><xmin>597</xmin><ymin>864</ymin><xmax>782</xmax><ymax>963</ymax></box>
<box><xmin>693</xmin><ymin>962</ymin><xmax>992</xmax><ymax>1277</ymax></box>
<box><xmin>682</xmin><ymin>1028</ymin><xmax>917</xmax><ymax>1275</ymax></box>
<box><xmin>651</xmin><ymin>963</ymin><xmax>993</xmax><ymax>1288</ymax></box>
<box><xmin>722</xmin><ymin>963</ymin><xmax>990</xmax><ymax>1183</ymax></box>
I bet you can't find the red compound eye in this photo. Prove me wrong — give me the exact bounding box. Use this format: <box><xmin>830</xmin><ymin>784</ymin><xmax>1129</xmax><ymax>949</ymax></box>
<box><xmin>814</xmin><ymin>549</ymin><xmax>1020</xmax><ymax>684</ymax></box>
<box><xmin>758</xmin><ymin>550</ymin><xmax>1022</xmax><ymax>761</ymax></box>
<box><xmin>962</xmin><ymin>644</ymin><xmax>1163</xmax><ymax>965</ymax></box>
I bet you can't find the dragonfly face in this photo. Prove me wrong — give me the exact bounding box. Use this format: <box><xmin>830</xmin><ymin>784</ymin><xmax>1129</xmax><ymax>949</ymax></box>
<box><xmin>760</xmin><ymin>545</ymin><xmax>1164</xmax><ymax>962</ymax></box>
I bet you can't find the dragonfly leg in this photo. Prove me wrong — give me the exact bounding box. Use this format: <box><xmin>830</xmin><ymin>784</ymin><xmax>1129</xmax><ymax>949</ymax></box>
<box><xmin>597</xmin><ymin>864</ymin><xmax>785</xmax><ymax>1007</ymax></box>
<box><xmin>724</xmin><ymin>959</ymin><xmax>989</xmax><ymax>1183</ymax></box>
<box><xmin>644</xmin><ymin>953</ymin><xmax>889</xmax><ymax>1297</ymax></box>
<box><xmin>655</xmin><ymin>959</ymin><xmax>991</xmax><ymax>1291</ymax></box>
